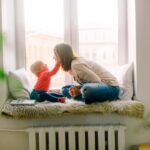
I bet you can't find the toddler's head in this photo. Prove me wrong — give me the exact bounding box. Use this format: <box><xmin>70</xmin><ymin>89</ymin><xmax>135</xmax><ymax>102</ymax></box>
<box><xmin>30</xmin><ymin>61</ymin><xmax>48</xmax><ymax>75</ymax></box>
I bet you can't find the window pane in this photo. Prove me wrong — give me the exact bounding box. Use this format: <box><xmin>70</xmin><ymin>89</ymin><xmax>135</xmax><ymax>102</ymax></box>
<box><xmin>78</xmin><ymin>0</ymin><xmax>118</xmax><ymax>68</ymax></box>
<box><xmin>24</xmin><ymin>0</ymin><xmax>65</xmax><ymax>88</ymax></box>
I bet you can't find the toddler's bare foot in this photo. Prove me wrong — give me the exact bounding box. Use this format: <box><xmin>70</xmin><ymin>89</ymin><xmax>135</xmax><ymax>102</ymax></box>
<box><xmin>58</xmin><ymin>97</ymin><xmax>66</xmax><ymax>103</ymax></box>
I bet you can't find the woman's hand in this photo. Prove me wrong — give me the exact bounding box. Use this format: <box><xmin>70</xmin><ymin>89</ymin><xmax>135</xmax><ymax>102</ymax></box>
<box><xmin>69</xmin><ymin>85</ymin><xmax>81</xmax><ymax>97</ymax></box>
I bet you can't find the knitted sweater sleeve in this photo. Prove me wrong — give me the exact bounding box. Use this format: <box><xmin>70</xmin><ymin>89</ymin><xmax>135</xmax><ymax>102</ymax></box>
<box><xmin>72</xmin><ymin>64</ymin><xmax>101</xmax><ymax>83</ymax></box>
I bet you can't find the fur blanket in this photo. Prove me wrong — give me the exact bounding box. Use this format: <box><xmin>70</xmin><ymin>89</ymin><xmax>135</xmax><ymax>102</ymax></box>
<box><xmin>1</xmin><ymin>99</ymin><xmax>144</xmax><ymax>119</ymax></box>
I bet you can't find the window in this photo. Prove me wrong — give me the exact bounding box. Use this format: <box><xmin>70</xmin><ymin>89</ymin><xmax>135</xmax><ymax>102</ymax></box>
<box><xmin>20</xmin><ymin>0</ymin><xmax>127</xmax><ymax>88</ymax></box>
<box><xmin>78</xmin><ymin>0</ymin><xmax>118</xmax><ymax>68</ymax></box>
<box><xmin>24</xmin><ymin>0</ymin><xmax>65</xmax><ymax>88</ymax></box>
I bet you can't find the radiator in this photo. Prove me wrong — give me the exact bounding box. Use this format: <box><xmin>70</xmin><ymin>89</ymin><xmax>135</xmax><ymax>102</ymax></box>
<box><xmin>27</xmin><ymin>125</ymin><xmax>126</xmax><ymax>150</ymax></box>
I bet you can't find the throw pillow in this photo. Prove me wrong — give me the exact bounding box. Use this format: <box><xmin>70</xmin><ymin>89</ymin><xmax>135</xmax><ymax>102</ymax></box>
<box><xmin>111</xmin><ymin>63</ymin><xmax>133</xmax><ymax>100</ymax></box>
<box><xmin>8</xmin><ymin>68</ymin><xmax>33</xmax><ymax>99</ymax></box>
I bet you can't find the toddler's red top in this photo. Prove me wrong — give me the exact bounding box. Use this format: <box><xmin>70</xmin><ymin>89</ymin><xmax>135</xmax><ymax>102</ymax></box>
<box><xmin>34</xmin><ymin>63</ymin><xmax>60</xmax><ymax>91</ymax></box>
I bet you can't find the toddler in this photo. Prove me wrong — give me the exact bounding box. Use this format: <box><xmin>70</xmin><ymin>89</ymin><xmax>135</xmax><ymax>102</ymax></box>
<box><xmin>30</xmin><ymin>60</ymin><xmax>65</xmax><ymax>103</ymax></box>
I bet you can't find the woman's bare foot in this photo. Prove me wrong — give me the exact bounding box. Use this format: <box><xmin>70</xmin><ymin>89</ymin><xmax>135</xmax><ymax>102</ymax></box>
<box><xmin>69</xmin><ymin>86</ymin><xmax>81</xmax><ymax>97</ymax></box>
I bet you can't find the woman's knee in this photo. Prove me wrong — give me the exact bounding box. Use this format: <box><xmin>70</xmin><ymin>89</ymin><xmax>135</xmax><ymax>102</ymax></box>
<box><xmin>81</xmin><ymin>84</ymin><xmax>98</xmax><ymax>104</ymax></box>
<box><xmin>81</xmin><ymin>84</ymin><xmax>95</xmax><ymax>98</ymax></box>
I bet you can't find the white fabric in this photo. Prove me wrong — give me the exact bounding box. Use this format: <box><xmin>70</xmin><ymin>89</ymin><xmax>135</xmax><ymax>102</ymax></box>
<box><xmin>8</xmin><ymin>68</ymin><xmax>33</xmax><ymax>99</ymax></box>
<box><xmin>111</xmin><ymin>63</ymin><xmax>133</xmax><ymax>100</ymax></box>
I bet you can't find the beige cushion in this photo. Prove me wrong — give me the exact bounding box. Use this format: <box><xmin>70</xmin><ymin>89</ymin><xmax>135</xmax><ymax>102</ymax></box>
<box><xmin>1</xmin><ymin>99</ymin><xmax>144</xmax><ymax>119</ymax></box>
<box><xmin>8</xmin><ymin>68</ymin><xmax>33</xmax><ymax>99</ymax></box>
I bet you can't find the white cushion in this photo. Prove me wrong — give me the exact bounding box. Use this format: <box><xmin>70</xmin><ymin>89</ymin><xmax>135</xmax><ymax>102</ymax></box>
<box><xmin>8</xmin><ymin>68</ymin><xmax>33</xmax><ymax>99</ymax></box>
<box><xmin>111</xmin><ymin>63</ymin><xmax>133</xmax><ymax>100</ymax></box>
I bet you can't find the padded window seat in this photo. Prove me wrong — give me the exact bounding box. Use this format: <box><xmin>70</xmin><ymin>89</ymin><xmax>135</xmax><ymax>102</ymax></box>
<box><xmin>1</xmin><ymin>63</ymin><xmax>141</xmax><ymax>119</ymax></box>
<box><xmin>1</xmin><ymin>99</ymin><xmax>144</xmax><ymax>119</ymax></box>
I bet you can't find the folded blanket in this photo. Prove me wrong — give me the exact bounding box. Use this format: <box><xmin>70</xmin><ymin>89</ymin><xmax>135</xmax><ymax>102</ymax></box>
<box><xmin>1</xmin><ymin>99</ymin><xmax>144</xmax><ymax>119</ymax></box>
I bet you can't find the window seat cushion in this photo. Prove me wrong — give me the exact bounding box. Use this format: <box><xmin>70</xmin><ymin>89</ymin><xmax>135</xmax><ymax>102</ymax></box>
<box><xmin>1</xmin><ymin>99</ymin><xmax>144</xmax><ymax>119</ymax></box>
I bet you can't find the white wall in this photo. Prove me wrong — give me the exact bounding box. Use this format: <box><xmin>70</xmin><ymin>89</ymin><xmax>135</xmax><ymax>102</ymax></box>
<box><xmin>0</xmin><ymin>114</ymin><xmax>148</xmax><ymax>150</ymax></box>
<box><xmin>1</xmin><ymin>0</ymin><xmax>16</xmax><ymax>72</ymax></box>
<box><xmin>0</xmin><ymin>0</ymin><xmax>150</xmax><ymax>150</ymax></box>
<box><xmin>135</xmin><ymin>0</ymin><xmax>150</xmax><ymax>113</ymax></box>
<box><xmin>0</xmin><ymin>0</ymin><xmax>3</xmax><ymax>67</ymax></box>
<box><xmin>0</xmin><ymin>0</ymin><xmax>8</xmax><ymax>110</ymax></box>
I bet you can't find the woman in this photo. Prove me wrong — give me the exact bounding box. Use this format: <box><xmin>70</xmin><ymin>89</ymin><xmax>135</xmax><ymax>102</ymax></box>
<box><xmin>53</xmin><ymin>43</ymin><xmax>120</xmax><ymax>104</ymax></box>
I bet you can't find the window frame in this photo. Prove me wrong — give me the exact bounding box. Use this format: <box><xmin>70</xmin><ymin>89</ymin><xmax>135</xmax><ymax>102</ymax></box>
<box><xmin>118</xmin><ymin>0</ymin><xmax>128</xmax><ymax>65</ymax></box>
<box><xmin>14</xmin><ymin>0</ymin><xmax>26</xmax><ymax>69</ymax></box>
<box><xmin>2</xmin><ymin>0</ymin><xmax>128</xmax><ymax>77</ymax></box>
<box><xmin>1</xmin><ymin>0</ymin><xmax>17</xmax><ymax>72</ymax></box>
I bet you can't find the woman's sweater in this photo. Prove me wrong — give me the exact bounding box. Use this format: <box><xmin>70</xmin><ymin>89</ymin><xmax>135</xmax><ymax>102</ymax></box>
<box><xmin>71</xmin><ymin>57</ymin><xmax>119</xmax><ymax>86</ymax></box>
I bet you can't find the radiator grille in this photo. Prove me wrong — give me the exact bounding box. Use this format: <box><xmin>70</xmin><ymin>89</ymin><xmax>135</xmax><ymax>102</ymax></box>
<box><xmin>27</xmin><ymin>125</ymin><xmax>126</xmax><ymax>150</ymax></box>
